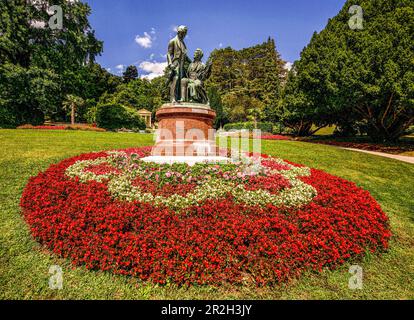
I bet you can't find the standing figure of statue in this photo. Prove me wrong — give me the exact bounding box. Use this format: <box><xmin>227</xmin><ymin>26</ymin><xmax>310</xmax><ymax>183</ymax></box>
<box><xmin>166</xmin><ymin>25</ymin><xmax>191</xmax><ymax>103</ymax></box>
<box><xmin>180</xmin><ymin>49</ymin><xmax>212</xmax><ymax>104</ymax></box>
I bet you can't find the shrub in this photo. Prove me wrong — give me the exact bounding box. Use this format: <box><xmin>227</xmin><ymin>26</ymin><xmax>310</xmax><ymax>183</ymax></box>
<box><xmin>95</xmin><ymin>104</ymin><xmax>146</xmax><ymax>131</ymax></box>
<box><xmin>85</xmin><ymin>105</ymin><xmax>98</xmax><ymax>124</ymax></box>
<box><xmin>223</xmin><ymin>122</ymin><xmax>273</xmax><ymax>133</ymax></box>
<box><xmin>16</xmin><ymin>124</ymin><xmax>106</xmax><ymax>132</ymax></box>
<box><xmin>17</xmin><ymin>125</ymin><xmax>67</xmax><ymax>130</ymax></box>
<box><xmin>0</xmin><ymin>106</ymin><xmax>18</xmax><ymax>128</ymax></box>
<box><xmin>65</xmin><ymin>125</ymin><xmax>106</xmax><ymax>132</ymax></box>
<box><xmin>405</xmin><ymin>126</ymin><xmax>414</xmax><ymax>136</ymax></box>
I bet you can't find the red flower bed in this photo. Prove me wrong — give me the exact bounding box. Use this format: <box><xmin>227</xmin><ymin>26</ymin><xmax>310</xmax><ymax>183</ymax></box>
<box><xmin>132</xmin><ymin>177</ymin><xmax>198</xmax><ymax>197</ymax></box>
<box><xmin>18</xmin><ymin>125</ymin><xmax>68</xmax><ymax>130</ymax></box>
<box><xmin>17</xmin><ymin>124</ymin><xmax>106</xmax><ymax>132</ymax></box>
<box><xmin>260</xmin><ymin>135</ymin><xmax>291</xmax><ymax>141</ymax></box>
<box><xmin>244</xmin><ymin>175</ymin><xmax>291</xmax><ymax>194</ymax></box>
<box><xmin>85</xmin><ymin>163</ymin><xmax>121</xmax><ymax>175</ymax></box>
<box><xmin>20</xmin><ymin>147</ymin><xmax>391</xmax><ymax>286</ymax></box>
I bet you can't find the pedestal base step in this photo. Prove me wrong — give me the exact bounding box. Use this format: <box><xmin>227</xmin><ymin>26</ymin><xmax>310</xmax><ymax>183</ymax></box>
<box><xmin>141</xmin><ymin>156</ymin><xmax>231</xmax><ymax>166</ymax></box>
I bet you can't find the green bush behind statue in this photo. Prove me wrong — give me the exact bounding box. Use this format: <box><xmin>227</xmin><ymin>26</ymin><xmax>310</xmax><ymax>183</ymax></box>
<box><xmin>223</xmin><ymin>122</ymin><xmax>274</xmax><ymax>134</ymax></box>
<box><xmin>96</xmin><ymin>104</ymin><xmax>146</xmax><ymax>131</ymax></box>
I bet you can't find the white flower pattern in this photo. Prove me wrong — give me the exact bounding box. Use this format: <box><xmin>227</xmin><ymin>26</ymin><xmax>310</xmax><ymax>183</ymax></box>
<box><xmin>65</xmin><ymin>151</ymin><xmax>317</xmax><ymax>210</ymax></box>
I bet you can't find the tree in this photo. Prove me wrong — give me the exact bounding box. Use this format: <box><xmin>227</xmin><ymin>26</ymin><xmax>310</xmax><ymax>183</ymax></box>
<box><xmin>98</xmin><ymin>77</ymin><xmax>166</xmax><ymax>113</ymax></box>
<box><xmin>63</xmin><ymin>63</ymin><xmax>122</xmax><ymax>101</ymax></box>
<box><xmin>208</xmin><ymin>87</ymin><xmax>227</xmax><ymax>129</ymax></box>
<box><xmin>123</xmin><ymin>65</ymin><xmax>139</xmax><ymax>83</ymax></box>
<box><xmin>0</xmin><ymin>62</ymin><xmax>59</xmax><ymax>126</ymax></box>
<box><xmin>222</xmin><ymin>91</ymin><xmax>265</xmax><ymax>125</ymax></box>
<box><xmin>61</xmin><ymin>63</ymin><xmax>122</xmax><ymax>121</ymax></box>
<box><xmin>63</xmin><ymin>95</ymin><xmax>85</xmax><ymax>125</ymax></box>
<box><xmin>279</xmin><ymin>68</ymin><xmax>329</xmax><ymax>136</ymax></box>
<box><xmin>95</xmin><ymin>104</ymin><xmax>146</xmax><ymax>131</ymax></box>
<box><xmin>207</xmin><ymin>38</ymin><xmax>286</xmax><ymax>124</ymax></box>
<box><xmin>0</xmin><ymin>0</ymin><xmax>103</xmax><ymax>127</ymax></box>
<box><xmin>282</xmin><ymin>0</ymin><xmax>414</xmax><ymax>141</ymax></box>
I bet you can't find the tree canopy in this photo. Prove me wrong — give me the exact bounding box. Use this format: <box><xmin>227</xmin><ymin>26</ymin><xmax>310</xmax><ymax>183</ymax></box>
<box><xmin>280</xmin><ymin>0</ymin><xmax>414</xmax><ymax>141</ymax></box>
<box><xmin>123</xmin><ymin>65</ymin><xmax>139</xmax><ymax>83</ymax></box>
<box><xmin>207</xmin><ymin>38</ymin><xmax>286</xmax><ymax>124</ymax></box>
<box><xmin>0</xmin><ymin>0</ymin><xmax>104</xmax><ymax>126</ymax></box>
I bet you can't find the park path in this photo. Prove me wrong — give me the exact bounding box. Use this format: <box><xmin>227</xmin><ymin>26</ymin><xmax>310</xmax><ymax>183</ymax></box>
<box><xmin>342</xmin><ymin>147</ymin><xmax>414</xmax><ymax>164</ymax></box>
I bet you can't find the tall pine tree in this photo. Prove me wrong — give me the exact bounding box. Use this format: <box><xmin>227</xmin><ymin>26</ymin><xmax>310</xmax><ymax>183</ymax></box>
<box><xmin>207</xmin><ymin>38</ymin><xmax>285</xmax><ymax>123</ymax></box>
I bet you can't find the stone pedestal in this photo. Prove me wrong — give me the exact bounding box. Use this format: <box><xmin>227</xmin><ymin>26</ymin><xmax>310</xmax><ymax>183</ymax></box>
<box><xmin>152</xmin><ymin>103</ymin><xmax>218</xmax><ymax>157</ymax></box>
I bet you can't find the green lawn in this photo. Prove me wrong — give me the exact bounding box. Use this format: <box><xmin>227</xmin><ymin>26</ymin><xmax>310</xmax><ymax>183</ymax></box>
<box><xmin>0</xmin><ymin>129</ymin><xmax>413</xmax><ymax>300</ymax></box>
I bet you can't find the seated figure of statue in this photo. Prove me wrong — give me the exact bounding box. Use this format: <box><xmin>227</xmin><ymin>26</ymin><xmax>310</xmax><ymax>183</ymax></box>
<box><xmin>180</xmin><ymin>48</ymin><xmax>212</xmax><ymax>104</ymax></box>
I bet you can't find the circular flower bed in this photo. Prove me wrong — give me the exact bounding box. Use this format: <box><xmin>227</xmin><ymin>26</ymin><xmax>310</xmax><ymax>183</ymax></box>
<box><xmin>20</xmin><ymin>147</ymin><xmax>391</xmax><ymax>286</ymax></box>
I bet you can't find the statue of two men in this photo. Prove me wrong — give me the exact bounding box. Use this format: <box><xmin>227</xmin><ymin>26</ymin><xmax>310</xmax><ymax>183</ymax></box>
<box><xmin>166</xmin><ymin>26</ymin><xmax>212</xmax><ymax>104</ymax></box>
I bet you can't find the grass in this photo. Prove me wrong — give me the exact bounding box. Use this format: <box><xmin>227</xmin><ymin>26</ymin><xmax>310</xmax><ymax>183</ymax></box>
<box><xmin>312</xmin><ymin>125</ymin><xmax>336</xmax><ymax>136</ymax></box>
<box><xmin>0</xmin><ymin>129</ymin><xmax>413</xmax><ymax>300</ymax></box>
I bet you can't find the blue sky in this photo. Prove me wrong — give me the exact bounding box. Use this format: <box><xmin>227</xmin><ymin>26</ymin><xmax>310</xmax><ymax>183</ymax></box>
<box><xmin>85</xmin><ymin>0</ymin><xmax>346</xmax><ymax>78</ymax></box>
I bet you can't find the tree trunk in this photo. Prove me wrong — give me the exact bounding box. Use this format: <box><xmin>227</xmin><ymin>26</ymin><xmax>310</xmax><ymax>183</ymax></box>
<box><xmin>71</xmin><ymin>104</ymin><xmax>75</xmax><ymax>125</ymax></box>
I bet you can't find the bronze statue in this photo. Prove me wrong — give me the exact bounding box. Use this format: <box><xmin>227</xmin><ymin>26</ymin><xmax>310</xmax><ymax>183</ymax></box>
<box><xmin>166</xmin><ymin>27</ymin><xmax>212</xmax><ymax>104</ymax></box>
<box><xmin>166</xmin><ymin>25</ymin><xmax>191</xmax><ymax>103</ymax></box>
<box><xmin>180</xmin><ymin>49</ymin><xmax>212</xmax><ymax>104</ymax></box>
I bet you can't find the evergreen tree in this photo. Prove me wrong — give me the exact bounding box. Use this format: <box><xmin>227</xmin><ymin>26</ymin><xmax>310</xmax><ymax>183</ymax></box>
<box><xmin>207</xmin><ymin>38</ymin><xmax>285</xmax><ymax>124</ymax></box>
<box><xmin>282</xmin><ymin>0</ymin><xmax>414</xmax><ymax>141</ymax></box>
<box><xmin>208</xmin><ymin>87</ymin><xmax>227</xmax><ymax>128</ymax></box>
<box><xmin>123</xmin><ymin>65</ymin><xmax>139</xmax><ymax>83</ymax></box>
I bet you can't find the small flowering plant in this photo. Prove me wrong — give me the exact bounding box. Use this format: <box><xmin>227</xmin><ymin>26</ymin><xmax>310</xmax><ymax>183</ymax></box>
<box><xmin>20</xmin><ymin>147</ymin><xmax>391</xmax><ymax>286</ymax></box>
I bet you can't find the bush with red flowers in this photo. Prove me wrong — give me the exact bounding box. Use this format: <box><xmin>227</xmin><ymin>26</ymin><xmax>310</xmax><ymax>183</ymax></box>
<box><xmin>260</xmin><ymin>135</ymin><xmax>291</xmax><ymax>141</ymax></box>
<box><xmin>17</xmin><ymin>124</ymin><xmax>105</xmax><ymax>132</ymax></box>
<box><xmin>20</xmin><ymin>147</ymin><xmax>391</xmax><ymax>286</ymax></box>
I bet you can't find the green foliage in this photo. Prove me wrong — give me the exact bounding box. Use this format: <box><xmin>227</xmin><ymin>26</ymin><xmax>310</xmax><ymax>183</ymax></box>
<box><xmin>223</xmin><ymin>122</ymin><xmax>274</xmax><ymax>133</ymax></box>
<box><xmin>0</xmin><ymin>62</ymin><xmax>59</xmax><ymax>127</ymax></box>
<box><xmin>0</xmin><ymin>0</ymin><xmax>103</xmax><ymax>127</ymax></box>
<box><xmin>95</xmin><ymin>104</ymin><xmax>146</xmax><ymax>131</ymax></box>
<box><xmin>62</xmin><ymin>63</ymin><xmax>121</xmax><ymax>103</ymax></box>
<box><xmin>98</xmin><ymin>77</ymin><xmax>167</xmax><ymax>113</ymax></box>
<box><xmin>208</xmin><ymin>86</ymin><xmax>227</xmax><ymax>128</ymax></box>
<box><xmin>62</xmin><ymin>95</ymin><xmax>85</xmax><ymax>125</ymax></box>
<box><xmin>279</xmin><ymin>70</ymin><xmax>326</xmax><ymax>136</ymax></box>
<box><xmin>222</xmin><ymin>91</ymin><xmax>266</xmax><ymax>123</ymax></box>
<box><xmin>123</xmin><ymin>65</ymin><xmax>139</xmax><ymax>83</ymax></box>
<box><xmin>85</xmin><ymin>104</ymin><xmax>98</xmax><ymax>124</ymax></box>
<box><xmin>207</xmin><ymin>38</ymin><xmax>285</xmax><ymax>123</ymax></box>
<box><xmin>282</xmin><ymin>0</ymin><xmax>414</xmax><ymax>141</ymax></box>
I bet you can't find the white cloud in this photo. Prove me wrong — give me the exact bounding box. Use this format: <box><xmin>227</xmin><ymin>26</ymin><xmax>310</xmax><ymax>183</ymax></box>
<box><xmin>171</xmin><ymin>25</ymin><xmax>179</xmax><ymax>32</ymax></box>
<box><xmin>135</xmin><ymin>29</ymin><xmax>156</xmax><ymax>48</ymax></box>
<box><xmin>219</xmin><ymin>43</ymin><xmax>223</xmax><ymax>48</ymax></box>
<box><xmin>139</xmin><ymin>61</ymin><xmax>168</xmax><ymax>80</ymax></box>
<box><xmin>150</xmin><ymin>53</ymin><xmax>155</xmax><ymax>60</ymax></box>
<box><xmin>115</xmin><ymin>64</ymin><xmax>125</xmax><ymax>74</ymax></box>
<box><xmin>285</xmin><ymin>62</ymin><xmax>293</xmax><ymax>71</ymax></box>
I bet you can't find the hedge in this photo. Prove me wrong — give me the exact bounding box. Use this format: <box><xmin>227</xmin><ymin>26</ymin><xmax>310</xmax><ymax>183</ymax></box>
<box><xmin>223</xmin><ymin>122</ymin><xmax>273</xmax><ymax>133</ymax></box>
<box><xmin>96</xmin><ymin>104</ymin><xmax>146</xmax><ymax>131</ymax></box>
